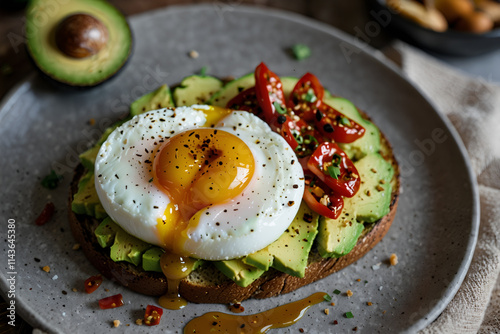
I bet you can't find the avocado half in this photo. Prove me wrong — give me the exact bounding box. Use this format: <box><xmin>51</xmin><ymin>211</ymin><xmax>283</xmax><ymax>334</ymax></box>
<box><xmin>25</xmin><ymin>0</ymin><xmax>133</xmax><ymax>88</ymax></box>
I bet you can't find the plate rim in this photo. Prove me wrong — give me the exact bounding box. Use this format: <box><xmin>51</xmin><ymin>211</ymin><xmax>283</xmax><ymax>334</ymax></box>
<box><xmin>0</xmin><ymin>4</ymin><xmax>480</xmax><ymax>333</ymax></box>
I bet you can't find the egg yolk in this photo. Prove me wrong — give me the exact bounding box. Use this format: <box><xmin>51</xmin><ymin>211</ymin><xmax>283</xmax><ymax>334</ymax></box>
<box><xmin>153</xmin><ymin>128</ymin><xmax>255</xmax><ymax>253</ymax></box>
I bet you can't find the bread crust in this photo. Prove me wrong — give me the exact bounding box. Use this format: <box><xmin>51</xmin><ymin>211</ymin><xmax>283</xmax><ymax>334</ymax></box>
<box><xmin>68</xmin><ymin>125</ymin><xmax>400</xmax><ymax>304</ymax></box>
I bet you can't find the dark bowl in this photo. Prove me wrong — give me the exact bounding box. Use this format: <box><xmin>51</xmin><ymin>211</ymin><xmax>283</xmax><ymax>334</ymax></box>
<box><xmin>367</xmin><ymin>0</ymin><xmax>500</xmax><ymax>56</ymax></box>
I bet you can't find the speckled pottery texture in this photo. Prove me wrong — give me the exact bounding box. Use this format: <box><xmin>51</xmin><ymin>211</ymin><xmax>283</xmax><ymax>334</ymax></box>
<box><xmin>0</xmin><ymin>4</ymin><xmax>478</xmax><ymax>333</ymax></box>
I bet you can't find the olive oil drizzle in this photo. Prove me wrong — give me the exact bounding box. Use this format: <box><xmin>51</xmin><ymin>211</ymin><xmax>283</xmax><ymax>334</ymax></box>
<box><xmin>183</xmin><ymin>292</ymin><xmax>327</xmax><ymax>333</ymax></box>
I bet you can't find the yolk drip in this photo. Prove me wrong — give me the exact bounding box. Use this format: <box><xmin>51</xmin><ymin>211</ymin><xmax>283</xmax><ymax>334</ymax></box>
<box><xmin>158</xmin><ymin>252</ymin><xmax>197</xmax><ymax>310</ymax></box>
<box><xmin>153</xmin><ymin>127</ymin><xmax>255</xmax><ymax>253</ymax></box>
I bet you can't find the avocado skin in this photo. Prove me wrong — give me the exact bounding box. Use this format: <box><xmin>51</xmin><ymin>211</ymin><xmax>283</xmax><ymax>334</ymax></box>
<box><xmin>243</xmin><ymin>202</ymin><xmax>319</xmax><ymax>278</ymax></box>
<box><xmin>25</xmin><ymin>0</ymin><xmax>133</xmax><ymax>89</ymax></box>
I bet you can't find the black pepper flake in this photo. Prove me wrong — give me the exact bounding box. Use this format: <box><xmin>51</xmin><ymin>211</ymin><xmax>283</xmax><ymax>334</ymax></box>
<box><xmin>277</xmin><ymin>115</ymin><xmax>287</xmax><ymax>124</ymax></box>
<box><xmin>293</xmin><ymin>184</ymin><xmax>299</xmax><ymax>189</ymax></box>
<box><xmin>288</xmin><ymin>201</ymin><xmax>295</xmax><ymax>206</ymax></box>
<box><xmin>303</xmin><ymin>213</ymin><xmax>313</xmax><ymax>223</ymax></box>
<box><xmin>114</xmin><ymin>174</ymin><xmax>119</xmax><ymax>179</ymax></box>
<box><xmin>212</xmin><ymin>321</ymin><xmax>217</xmax><ymax>326</ymax></box>
<box><xmin>323</xmin><ymin>123</ymin><xmax>334</xmax><ymax>133</ymax></box>
<box><xmin>153</xmin><ymin>206</ymin><xmax>159</xmax><ymax>209</ymax></box>
<box><xmin>316</xmin><ymin>110</ymin><xmax>323</xmax><ymax>121</ymax></box>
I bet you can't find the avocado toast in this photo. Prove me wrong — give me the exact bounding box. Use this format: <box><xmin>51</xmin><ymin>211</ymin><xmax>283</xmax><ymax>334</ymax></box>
<box><xmin>69</xmin><ymin>67</ymin><xmax>400</xmax><ymax>304</ymax></box>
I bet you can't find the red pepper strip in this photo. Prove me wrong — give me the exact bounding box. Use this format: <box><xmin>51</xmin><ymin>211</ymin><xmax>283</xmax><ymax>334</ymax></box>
<box><xmin>98</xmin><ymin>294</ymin><xmax>124</xmax><ymax>309</ymax></box>
<box><xmin>287</xmin><ymin>72</ymin><xmax>324</xmax><ymax>122</ymax></box>
<box><xmin>254</xmin><ymin>62</ymin><xmax>287</xmax><ymax>131</ymax></box>
<box><xmin>226</xmin><ymin>86</ymin><xmax>262</xmax><ymax>116</ymax></box>
<box><xmin>35</xmin><ymin>202</ymin><xmax>55</xmax><ymax>226</ymax></box>
<box><xmin>144</xmin><ymin>305</ymin><xmax>164</xmax><ymax>326</ymax></box>
<box><xmin>307</xmin><ymin>142</ymin><xmax>361</xmax><ymax>198</ymax></box>
<box><xmin>315</xmin><ymin>104</ymin><xmax>365</xmax><ymax>143</ymax></box>
<box><xmin>84</xmin><ymin>275</ymin><xmax>103</xmax><ymax>294</ymax></box>
<box><xmin>303</xmin><ymin>173</ymin><xmax>344</xmax><ymax>220</ymax></box>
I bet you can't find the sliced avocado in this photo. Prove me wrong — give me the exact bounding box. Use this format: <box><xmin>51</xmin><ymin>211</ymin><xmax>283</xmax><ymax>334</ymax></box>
<box><xmin>344</xmin><ymin>153</ymin><xmax>394</xmax><ymax>222</ymax></box>
<box><xmin>79</xmin><ymin>120</ymin><xmax>126</xmax><ymax>171</ymax></box>
<box><xmin>25</xmin><ymin>0</ymin><xmax>132</xmax><ymax>87</ymax></box>
<box><xmin>213</xmin><ymin>259</ymin><xmax>265</xmax><ymax>288</ymax></box>
<box><xmin>71</xmin><ymin>172</ymin><xmax>107</xmax><ymax>219</ymax></box>
<box><xmin>130</xmin><ymin>84</ymin><xmax>175</xmax><ymax>117</ymax></box>
<box><xmin>281</xmin><ymin>76</ymin><xmax>299</xmax><ymax>101</ymax></box>
<box><xmin>110</xmin><ymin>229</ymin><xmax>152</xmax><ymax>266</ymax></box>
<box><xmin>142</xmin><ymin>247</ymin><xmax>165</xmax><ymax>272</ymax></box>
<box><xmin>173</xmin><ymin>75</ymin><xmax>223</xmax><ymax>107</ymax></box>
<box><xmin>316</xmin><ymin>211</ymin><xmax>364</xmax><ymax>258</ymax></box>
<box><xmin>94</xmin><ymin>217</ymin><xmax>122</xmax><ymax>248</ymax></box>
<box><xmin>323</xmin><ymin>95</ymin><xmax>381</xmax><ymax>160</ymax></box>
<box><xmin>244</xmin><ymin>203</ymin><xmax>319</xmax><ymax>278</ymax></box>
<box><xmin>208</xmin><ymin>73</ymin><xmax>255</xmax><ymax>107</ymax></box>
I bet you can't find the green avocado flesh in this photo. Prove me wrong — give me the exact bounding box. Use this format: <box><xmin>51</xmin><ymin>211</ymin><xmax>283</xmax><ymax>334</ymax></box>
<box><xmin>26</xmin><ymin>0</ymin><xmax>132</xmax><ymax>87</ymax></box>
<box><xmin>72</xmin><ymin>72</ymin><xmax>395</xmax><ymax>286</ymax></box>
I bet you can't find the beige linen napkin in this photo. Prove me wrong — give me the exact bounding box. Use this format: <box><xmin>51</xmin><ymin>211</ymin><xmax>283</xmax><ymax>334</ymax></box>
<box><xmin>384</xmin><ymin>42</ymin><xmax>500</xmax><ymax>333</ymax></box>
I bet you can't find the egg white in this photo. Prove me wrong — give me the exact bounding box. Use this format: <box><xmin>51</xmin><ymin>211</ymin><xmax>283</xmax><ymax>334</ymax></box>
<box><xmin>94</xmin><ymin>106</ymin><xmax>304</xmax><ymax>260</ymax></box>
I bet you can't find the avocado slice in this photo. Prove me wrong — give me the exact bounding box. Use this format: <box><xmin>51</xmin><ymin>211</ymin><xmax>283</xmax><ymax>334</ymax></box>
<box><xmin>243</xmin><ymin>203</ymin><xmax>319</xmax><ymax>278</ymax></box>
<box><xmin>25</xmin><ymin>0</ymin><xmax>132</xmax><ymax>87</ymax></box>
<box><xmin>130</xmin><ymin>84</ymin><xmax>175</xmax><ymax>117</ymax></box>
<box><xmin>281</xmin><ymin>76</ymin><xmax>299</xmax><ymax>100</ymax></box>
<box><xmin>142</xmin><ymin>247</ymin><xmax>165</xmax><ymax>272</ymax></box>
<box><xmin>323</xmin><ymin>95</ymin><xmax>381</xmax><ymax>160</ymax></box>
<box><xmin>344</xmin><ymin>153</ymin><xmax>394</xmax><ymax>222</ymax></box>
<box><xmin>173</xmin><ymin>75</ymin><xmax>223</xmax><ymax>107</ymax></box>
<box><xmin>213</xmin><ymin>259</ymin><xmax>265</xmax><ymax>288</ymax></box>
<box><xmin>316</xmin><ymin>211</ymin><xmax>364</xmax><ymax>258</ymax></box>
<box><xmin>71</xmin><ymin>171</ymin><xmax>107</xmax><ymax>219</ymax></box>
<box><xmin>208</xmin><ymin>73</ymin><xmax>255</xmax><ymax>107</ymax></box>
<box><xmin>94</xmin><ymin>217</ymin><xmax>121</xmax><ymax>248</ymax></box>
<box><xmin>110</xmin><ymin>229</ymin><xmax>152</xmax><ymax>266</ymax></box>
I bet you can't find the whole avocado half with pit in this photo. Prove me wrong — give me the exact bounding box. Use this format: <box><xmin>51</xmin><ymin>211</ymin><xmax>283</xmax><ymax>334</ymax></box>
<box><xmin>25</xmin><ymin>0</ymin><xmax>133</xmax><ymax>88</ymax></box>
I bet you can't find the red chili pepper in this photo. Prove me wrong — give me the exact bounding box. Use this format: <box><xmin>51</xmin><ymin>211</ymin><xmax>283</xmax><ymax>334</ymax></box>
<box><xmin>84</xmin><ymin>275</ymin><xmax>103</xmax><ymax>294</ymax></box>
<box><xmin>254</xmin><ymin>62</ymin><xmax>287</xmax><ymax>131</ymax></box>
<box><xmin>98</xmin><ymin>294</ymin><xmax>124</xmax><ymax>309</ymax></box>
<box><xmin>226</xmin><ymin>86</ymin><xmax>262</xmax><ymax>116</ymax></box>
<box><xmin>287</xmin><ymin>72</ymin><xmax>324</xmax><ymax>122</ymax></box>
<box><xmin>144</xmin><ymin>305</ymin><xmax>163</xmax><ymax>326</ymax></box>
<box><xmin>315</xmin><ymin>104</ymin><xmax>365</xmax><ymax>143</ymax></box>
<box><xmin>35</xmin><ymin>202</ymin><xmax>55</xmax><ymax>226</ymax></box>
<box><xmin>303</xmin><ymin>173</ymin><xmax>344</xmax><ymax>220</ymax></box>
<box><xmin>307</xmin><ymin>142</ymin><xmax>361</xmax><ymax>198</ymax></box>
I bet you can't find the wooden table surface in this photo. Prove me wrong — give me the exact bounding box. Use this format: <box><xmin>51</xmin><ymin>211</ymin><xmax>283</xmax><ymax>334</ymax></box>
<box><xmin>0</xmin><ymin>1</ymin><xmax>387</xmax><ymax>332</ymax></box>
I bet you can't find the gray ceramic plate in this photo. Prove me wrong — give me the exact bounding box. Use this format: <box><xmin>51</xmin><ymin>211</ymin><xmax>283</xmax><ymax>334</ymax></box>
<box><xmin>0</xmin><ymin>4</ymin><xmax>479</xmax><ymax>333</ymax></box>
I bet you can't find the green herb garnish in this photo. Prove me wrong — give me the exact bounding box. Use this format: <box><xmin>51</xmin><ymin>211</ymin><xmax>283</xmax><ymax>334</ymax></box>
<box><xmin>273</xmin><ymin>101</ymin><xmax>287</xmax><ymax>115</ymax></box>
<box><xmin>291</xmin><ymin>44</ymin><xmax>311</xmax><ymax>61</ymax></box>
<box><xmin>304</xmin><ymin>88</ymin><xmax>317</xmax><ymax>103</ymax></box>
<box><xmin>340</xmin><ymin>116</ymin><xmax>352</xmax><ymax>127</ymax></box>
<box><xmin>327</xmin><ymin>165</ymin><xmax>340</xmax><ymax>179</ymax></box>
<box><xmin>292</xmin><ymin>130</ymin><xmax>303</xmax><ymax>144</ymax></box>
<box><xmin>41</xmin><ymin>170</ymin><xmax>63</xmax><ymax>189</ymax></box>
<box><xmin>345</xmin><ymin>311</ymin><xmax>354</xmax><ymax>319</ymax></box>
<box><xmin>323</xmin><ymin>294</ymin><xmax>332</xmax><ymax>302</ymax></box>
<box><xmin>199</xmin><ymin>66</ymin><xmax>209</xmax><ymax>76</ymax></box>
<box><xmin>333</xmin><ymin>289</ymin><xmax>341</xmax><ymax>295</ymax></box>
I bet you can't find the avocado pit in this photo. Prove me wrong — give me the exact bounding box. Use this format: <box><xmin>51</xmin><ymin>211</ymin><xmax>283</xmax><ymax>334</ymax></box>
<box><xmin>55</xmin><ymin>13</ymin><xmax>109</xmax><ymax>58</ymax></box>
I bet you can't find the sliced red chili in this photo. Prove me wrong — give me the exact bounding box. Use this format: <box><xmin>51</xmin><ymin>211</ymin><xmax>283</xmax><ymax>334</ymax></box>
<box><xmin>226</xmin><ymin>86</ymin><xmax>262</xmax><ymax>116</ymax></box>
<box><xmin>144</xmin><ymin>305</ymin><xmax>163</xmax><ymax>326</ymax></box>
<box><xmin>254</xmin><ymin>62</ymin><xmax>287</xmax><ymax>131</ymax></box>
<box><xmin>287</xmin><ymin>73</ymin><xmax>324</xmax><ymax>122</ymax></box>
<box><xmin>303</xmin><ymin>173</ymin><xmax>344</xmax><ymax>220</ymax></box>
<box><xmin>315</xmin><ymin>104</ymin><xmax>365</xmax><ymax>143</ymax></box>
<box><xmin>84</xmin><ymin>275</ymin><xmax>103</xmax><ymax>294</ymax></box>
<box><xmin>307</xmin><ymin>142</ymin><xmax>360</xmax><ymax>198</ymax></box>
<box><xmin>98</xmin><ymin>294</ymin><xmax>124</xmax><ymax>309</ymax></box>
<box><xmin>35</xmin><ymin>202</ymin><xmax>55</xmax><ymax>226</ymax></box>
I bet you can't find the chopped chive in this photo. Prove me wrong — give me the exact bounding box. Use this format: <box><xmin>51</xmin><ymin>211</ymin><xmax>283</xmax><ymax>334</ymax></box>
<box><xmin>292</xmin><ymin>130</ymin><xmax>303</xmax><ymax>144</ymax></box>
<box><xmin>304</xmin><ymin>88</ymin><xmax>317</xmax><ymax>103</ymax></box>
<box><xmin>323</xmin><ymin>294</ymin><xmax>332</xmax><ymax>302</ymax></box>
<box><xmin>345</xmin><ymin>311</ymin><xmax>354</xmax><ymax>319</ymax></box>
<box><xmin>333</xmin><ymin>289</ymin><xmax>341</xmax><ymax>295</ymax></box>
<box><xmin>291</xmin><ymin>44</ymin><xmax>311</xmax><ymax>61</ymax></box>
<box><xmin>327</xmin><ymin>165</ymin><xmax>340</xmax><ymax>179</ymax></box>
<box><xmin>199</xmin><ymin>66</ymin><xmax>209</xmax><ymax>76</ymax></box>
<box><xmin>273</xmin><ymin>101</ymin><xmax>287</xmax><ymax>115</ymax></box>
<box><xmin>41</xmin><ymin>170</ymin><xmax>63</xmax><ymax>189</ymax></box>
<box><xmin>340</xmin><ymin>116</ymin><xmax>352</xmax><ymax>127</ymax></box>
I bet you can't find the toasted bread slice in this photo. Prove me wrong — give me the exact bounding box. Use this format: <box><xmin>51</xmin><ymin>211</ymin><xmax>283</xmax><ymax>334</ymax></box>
<box><xmin>68</xmin><ymin>114</ymin><xmax>399</xmax><ymax>304</ymax></box>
